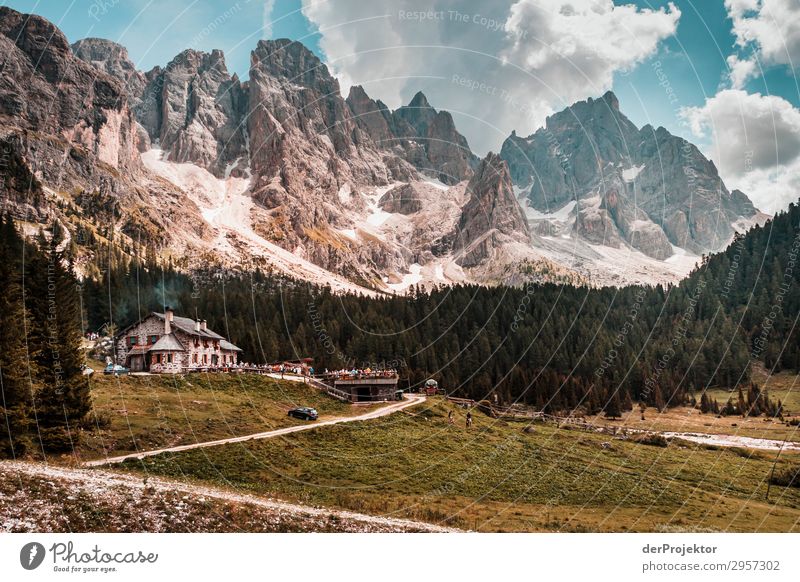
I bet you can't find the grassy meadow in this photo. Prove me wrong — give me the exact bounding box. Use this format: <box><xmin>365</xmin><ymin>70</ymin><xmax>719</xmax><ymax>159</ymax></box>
<box><xmin>79</xmin><ymin>366</ymin><xmax>378</xmax><ymax>461</ymax></box>
<box><xmin>116</xmin><ymin>397</ymin><xmax>800</xmax><ymax>532</ymax></box>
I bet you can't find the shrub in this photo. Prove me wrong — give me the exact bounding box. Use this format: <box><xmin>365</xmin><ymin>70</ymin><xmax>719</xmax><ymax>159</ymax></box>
<box><xmin>633</xmin><ymin>433</ymin><xmax>669</xmax><ymax>447</ymax></box>
<box><xmin>39</xmin><ymin>427</ymin><xmax>77</xmax><ymax>452</ymax></box>
<box><xmin>83</xmin><ymin>412</ymin><xmax>112</xmax><ymax>430</ymax></box>
<box><xmin>770</xmin><ymin>466</ymin><xmax>800</xmax><ymax>489</ymax></box>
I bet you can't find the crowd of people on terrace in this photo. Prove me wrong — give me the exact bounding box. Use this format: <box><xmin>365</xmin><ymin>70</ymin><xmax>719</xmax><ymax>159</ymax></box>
<box><xmin>320</xmin><ymin>368</ymin><xmax>399</xmax><ymax>380</ymax></box>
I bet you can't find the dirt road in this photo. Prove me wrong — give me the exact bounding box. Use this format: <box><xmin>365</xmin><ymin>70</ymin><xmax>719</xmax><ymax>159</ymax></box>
<box><xmin>85</xmin><ymin>394</ymin><xmax>426</xmax><ymax>467</ymax></box>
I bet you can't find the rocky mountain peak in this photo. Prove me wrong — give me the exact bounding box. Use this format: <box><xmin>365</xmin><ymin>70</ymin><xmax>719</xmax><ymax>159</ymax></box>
<box><xmin>252</xmin><ymin>38</ymin><xmax>339</xmax><ymax>96</ymax></box>
<box><xmin>169</xmin><ymin>48</ymin><xmax>227</xmax><ymax>73</ymax></box>
<box><xmin>72</xmin><ymin>37</ymin><xmax>146</xmax><ymax>111</ymax></box>
<box><xmin>501</xmin><ymin>90</ymin><xmax>759</xmax><ymax>258</ymax></box>
<box><xmin>395</xmin><ymin>91</ymin><xmax>436</xmax><ymax>133</ymax></box>
<box><xmin>72</xmin><ymin>38</ymin><xmax>135</xmax><ymax>69</ymax></box>
<box><xmin>454</xmin><ymin>153</ymin><xmax>529</xmax><ymax>267</ymax></box>
<box><xmin>0</xmin><ymin>7</ymin><xmax>70</xmax><ymax>54</ymax></box>
<box><xmin>601</xmin><ymin>90</ymin><xmax>620</xmax><ymax>111</ymax></box>
<box><xmin>346</xmin><ymin>85</ymin><xmax>394</xmax><ymax>146</ymax></box>
<box><xmin>407</xmin><ymin>91</ymin><xmax>432</xmax><ymax>110</ymax></box>
<box><xmin>0</xmin><ymin>7</ymin><xmax>72</xmax><ymax>83</ymax></box>
<box><xmin>345</xmin><ymin>87</ymin><xmax>477</xmax><ymax>184</ymax></box>
<box><xmin>143</xmin><ymin>47</ymin><xmax>248</xmax><ymax>175</ymax></box>
<box><xmin>0</xmin><ymin>8</ymin><xmax>134</xmax><ymax>148</ymax></box>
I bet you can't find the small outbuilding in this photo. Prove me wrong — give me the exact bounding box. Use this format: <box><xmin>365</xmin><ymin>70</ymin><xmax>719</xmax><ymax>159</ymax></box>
<box><xmin>424</xmin><ymin>378</ymin><xmax>439</xmax><ymax>395</ymax></box>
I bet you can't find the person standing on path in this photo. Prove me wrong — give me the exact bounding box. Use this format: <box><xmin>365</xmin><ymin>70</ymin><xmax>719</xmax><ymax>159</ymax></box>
<box><xmin>466</xmin><ymin>411</ymin><xmax>472</xmax><ymax>429</ymax></box>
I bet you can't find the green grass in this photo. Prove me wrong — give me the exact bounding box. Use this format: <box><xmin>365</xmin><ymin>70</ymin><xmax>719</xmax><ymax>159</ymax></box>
<box><xmin>81</xmin><ymin>369</ymin><xmax>376</xmax><ymax>460</ymax></box>
<box><xmin>118</xmin><ymin>398</ymin><xmax>800</xmax><ymax>532</ymax></box>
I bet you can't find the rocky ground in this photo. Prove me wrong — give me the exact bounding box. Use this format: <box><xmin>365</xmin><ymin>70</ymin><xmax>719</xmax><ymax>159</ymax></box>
<box><xmin>0</xmin><ymin>461</ymin><xmax>458</xmax><ymax>533</ymax></box>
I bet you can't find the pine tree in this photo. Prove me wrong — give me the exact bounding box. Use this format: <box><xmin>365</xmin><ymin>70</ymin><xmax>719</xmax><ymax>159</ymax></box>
<box><xmin>604</xmin><ymin>390</ymin><xmax>622</xmax><ymax>420</ymax></box>
<box><xmin>737</xmin><ymin>386</ymin><xmax>747</xmax><ymax>417</ymax></box>
<box><xmin>29</xmin><ymin>225</ymin><xmax>90</xmax><ymax>451</ymax></box>
<box><xmin>0</xmin><ymin>215</ymin><xmax>36</xmax><ymax>457</ymax></box>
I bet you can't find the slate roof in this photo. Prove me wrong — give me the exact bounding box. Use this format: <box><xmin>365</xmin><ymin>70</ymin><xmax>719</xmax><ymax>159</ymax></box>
<box><xmin>126</xmin><ymin>345</ymin><xmax>150</xmax><ymax>355</ymax></box>
<box><xmin>149</xmin><ymin>333</ymin><xmax>186</xmax><ymax>352</ymax></box>
<box><xmin>220</xmin><ymin>339</ymin><xmax>243</xmax><ymax>352</ymax></box>
<box><xmin>153</xmin><ymin>312</ymin><xmax>226</xmax><ymax>340</ymax></box>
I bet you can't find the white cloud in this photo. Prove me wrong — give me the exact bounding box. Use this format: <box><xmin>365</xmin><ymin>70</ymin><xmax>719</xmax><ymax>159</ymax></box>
<box><xmin>681</xmin><ymin>89</ymin><xmax>800</xmax><ymax>213</ymax></box>
<box><xmin>724</xmin><ymin>0</ymin><xmax>800</xmax><ymax>86</ymax></box>
<box><xmin>262</xmin><ymin>0</ymin><xmax>276</xmax><ymax>38</ymax></box>
<box><xmin>726</xmin><ymin>54</ymin><xmax>757</xmax><ymax>89</ymax></box>
<box><xmin>300</xmin><ymin>0</ymin><xmax>679</xmax><ymax>153</ymax></box>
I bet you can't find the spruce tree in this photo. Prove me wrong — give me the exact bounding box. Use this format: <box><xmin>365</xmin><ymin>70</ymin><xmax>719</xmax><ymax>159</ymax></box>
<box><xmin>28</xmin><ymin>224</ymin><xmax>90</xmax><ymax>451</ymax></box>
<box><xmin>0</xmin><ymin>215</ymin><xmax>35</xmax><ymax>457</ymax></box>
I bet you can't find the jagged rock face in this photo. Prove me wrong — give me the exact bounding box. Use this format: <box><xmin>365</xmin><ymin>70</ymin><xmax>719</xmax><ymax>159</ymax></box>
<box><xmin>72</xmin><ymin>38</ymin><xmax>151</xmax><ymax>152</ymax></box>
<box><xmin>0</xmin><ymin>8</ymin><xmax>139</xmax><ymax>171</ymax></box>
<box><xmin>347</xmin><ymin>89</ymin><xmax>477</xmax><ymax>185</ymax></box>
<box><xmin>144</xmin><ymin>50</ymin><xmax>248</xmax><ymax>177</ymax></box>
<box><xmin>75</xmin><ymin>41</ymin><xmax>250</xmax><ymax>176</ymax></box>
<box><xmin>633</xmin><ymin>125</ymin><xmax>749</xmax><ymax>252</ymax></box>
<box><xmin>455</xmin><ymin>153</ymin><xmax>530</xmax><ymax>267</ymax></box>
<box><xmin>0</xmin><ymin>8</ymin><xmax>208</xmax><ymax>255</ymax></box>
<box><xmin>346</xmin><ymin>85</ymin><xmax>395</xmax><ymax>148</ymax></box>
<box><xmin>379</xmin><ymin>183</ymin><xmax>422</xmax><ymax>214</ymax></box>
<box><xmin>247</xmin><ymin>40</ymin><xmax>390</xmax><ymax>241</ymax></box>
<box><xmin>72</xmin><ymin>38</ymin><xmax>146</xmax><ymax>110</ymax></box>
<box><xmin>501</xmin><ymin>91</ymin><xmax>758</xmax><ymax>256</ymax></box>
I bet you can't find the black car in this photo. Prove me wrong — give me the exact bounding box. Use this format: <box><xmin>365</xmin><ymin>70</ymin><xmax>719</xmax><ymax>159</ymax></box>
<box><xmin>288</xmin><ymin>407</ymin><xmax>318</xmax><ymax>421</ymax></box>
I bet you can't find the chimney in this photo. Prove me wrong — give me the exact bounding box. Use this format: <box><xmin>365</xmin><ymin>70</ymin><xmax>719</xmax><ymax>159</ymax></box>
<box><xmin>194</xmin><ymin>320</ymin><xmax>201</xmax><ymax>332</ymax></box>
<box><xmin>201</xmin><ymin>320</ymin><xmax>207</xmax><ymax>332</ymax></box>
<box><xmin>164</xmin><ymin>307</ymin><xmax>173</xmax><ymax>334</ymax></box>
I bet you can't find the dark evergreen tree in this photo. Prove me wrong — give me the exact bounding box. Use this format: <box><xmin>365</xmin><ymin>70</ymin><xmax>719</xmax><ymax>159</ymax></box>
<box><xmin>0</xmin><ymin>215</ymin><xmax>36</xmax><ymax>457</ymax></box>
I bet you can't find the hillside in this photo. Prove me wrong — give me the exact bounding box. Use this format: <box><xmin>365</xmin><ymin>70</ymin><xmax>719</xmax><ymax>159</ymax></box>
<box><xmin>119</xmin><ymin>397</ymin><xmax>800</xmax><ymax>532</ymax></box>
<box><xmin>0</xmin><ymin>461</ymin><xmax>453</xmax><ymax>533</ymax></box>
<box><xmin>77</xmin><ymin>366</ymin><xmax>378</xmax><ymax>462</ymax></box>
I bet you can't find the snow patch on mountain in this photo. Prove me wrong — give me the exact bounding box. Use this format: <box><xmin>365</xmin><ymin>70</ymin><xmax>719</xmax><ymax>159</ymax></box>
<box><xmin>522</xmin><ymin>199</ymin><xmax>577</xmax><ymax>221</ymax></box>
<box><xmin>622</xmin><ymin>164</ymin><xmax>645</xmax><ymax>182</ymax></box>
<box><xmin>141</xmin><ymin>148</ymin><xmax>378</xmax><ymax>296</ymax></box>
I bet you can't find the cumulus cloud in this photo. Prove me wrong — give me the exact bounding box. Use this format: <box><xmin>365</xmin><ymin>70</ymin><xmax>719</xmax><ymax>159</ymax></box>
<box><xmin>681</xmin><ymin>89</ymin><xmax>800</xmax><ymax>213</ymax></box>
<box><xmin>300</xmin><ymin>0</ymin><xmax>679</xmax><ymax>153</ymax></box>
<box><xmin>724</xmin><ymin>0</ymin><xmax>800</xmax><ymax>87</ymax></box>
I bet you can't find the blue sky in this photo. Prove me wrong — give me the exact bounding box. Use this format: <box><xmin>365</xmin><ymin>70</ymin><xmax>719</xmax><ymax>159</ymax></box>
<box><xmin>3</xmin><ymin>0</ymin><xmax>800</xmax><ymax>213</ymax></box>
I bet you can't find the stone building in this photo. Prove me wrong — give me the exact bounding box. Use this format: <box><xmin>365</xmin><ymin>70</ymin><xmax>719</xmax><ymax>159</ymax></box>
<box><xmin>115</xmin><ymin>308</ymin><xmax>242</xmax><ymax>373</ymax></box>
